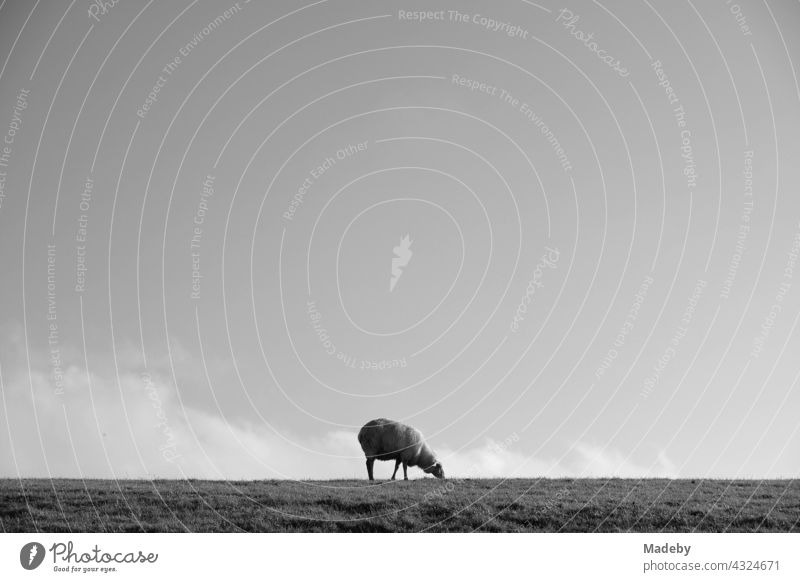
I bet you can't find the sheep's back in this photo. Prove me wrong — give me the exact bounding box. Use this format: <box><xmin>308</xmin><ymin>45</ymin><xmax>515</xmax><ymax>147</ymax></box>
<box><xmin>358</xmin><ymin>418</ymin><xmax>424</xmax><ymax>461</ymax></box>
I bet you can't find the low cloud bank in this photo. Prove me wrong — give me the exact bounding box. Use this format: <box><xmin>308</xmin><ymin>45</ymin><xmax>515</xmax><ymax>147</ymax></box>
<box><xmin>1</xmin><ymin>362</ymin><xmax>676</xmax><ymax>480</ymax></box>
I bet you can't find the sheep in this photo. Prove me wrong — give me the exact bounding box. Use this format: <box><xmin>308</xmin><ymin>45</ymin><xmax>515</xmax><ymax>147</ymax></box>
<box><xmin>358</xmin><ymin>418</ymin><xmax>445</xmax><ymax>480</ymax></box>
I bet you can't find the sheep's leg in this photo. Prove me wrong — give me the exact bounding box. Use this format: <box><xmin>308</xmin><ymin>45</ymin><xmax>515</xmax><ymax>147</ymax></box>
<box><xmin>402</xmin><ymin>461</ymin><xmax>408</xmax><ymax>480</ymax></box>
<box><xmin>366</xmin><ymin>458</ymin><xmax>375</xmax><ymax>481</ymax></box>
<box><xmin>391</xmin><ymin>459</ymin><xmax>401</xmax><ymax>480</ymax></box>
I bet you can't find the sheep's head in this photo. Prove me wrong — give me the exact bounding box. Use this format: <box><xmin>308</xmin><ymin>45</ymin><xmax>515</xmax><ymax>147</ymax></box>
<box><xmin>429</xmin><ymin>462</ymin><xmax>445</xmax><ymax>479</ymax></box>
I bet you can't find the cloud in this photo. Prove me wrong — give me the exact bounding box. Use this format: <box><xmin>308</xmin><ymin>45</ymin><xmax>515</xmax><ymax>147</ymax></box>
<box><xmin>568</xmin><ymin>442</ymin><xmax>677</xmax><ymax>478</ymax></box>
<box><xmin>437</xmin><ymin>438</ymin><xmax>677</xmax><ymax>479</ymax></box>
<box><xmin>0</xmin><ymin>338</ymin><xmax>676</xmax><ymax>480</ymax></box>
<box><xmin>0</xmin><ymin>362</ymin><xmax>369</xmax><ymax>480</ymax></box>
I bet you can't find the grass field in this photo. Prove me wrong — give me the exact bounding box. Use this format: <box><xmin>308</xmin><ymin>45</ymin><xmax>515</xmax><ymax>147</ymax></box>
<box><xmin>1</xmin><ymin>478</ymin><xmax>797</xmax><ymax>532</ymax></box>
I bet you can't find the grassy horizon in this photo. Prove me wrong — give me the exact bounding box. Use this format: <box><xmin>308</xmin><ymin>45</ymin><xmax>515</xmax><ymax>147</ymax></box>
<box><xmin>1</xmin><ymin>478</ymin><xmax>797</xmax><ymax>533</ymax></box>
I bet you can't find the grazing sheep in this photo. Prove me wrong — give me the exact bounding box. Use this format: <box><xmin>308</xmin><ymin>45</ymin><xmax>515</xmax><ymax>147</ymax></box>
<box><xmin>358</xmin><ymin>418</ymin><xmax>445</xmax><ymax>480</ymax></box>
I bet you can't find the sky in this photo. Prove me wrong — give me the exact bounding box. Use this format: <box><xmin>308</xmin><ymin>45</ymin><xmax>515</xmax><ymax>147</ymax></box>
<box><xmin>0</xmin><ymin>0</ymin><xmax>799</xmax><ymax>480</ymax></box>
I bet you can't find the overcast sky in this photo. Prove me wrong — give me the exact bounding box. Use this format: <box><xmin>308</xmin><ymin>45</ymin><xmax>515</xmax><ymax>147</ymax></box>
<box><xmin>0</xmin><ymin>0</ymin><xmax>798</xmax><ymax>480</ymax></box>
